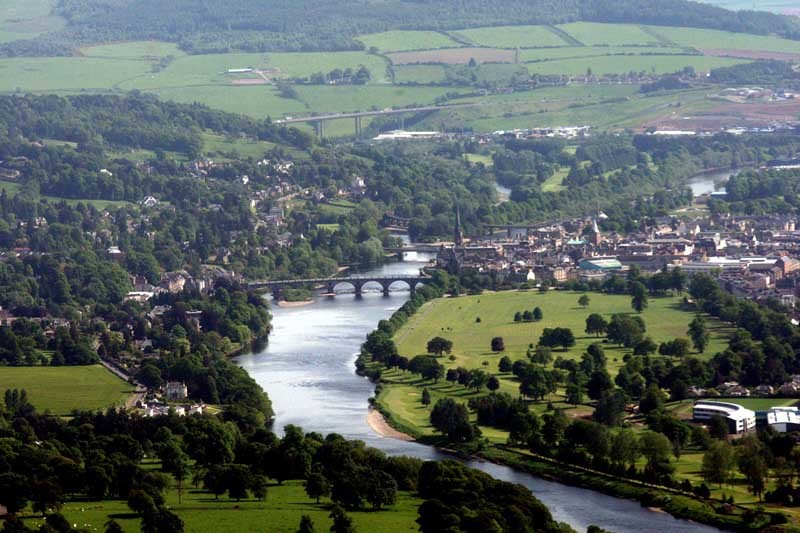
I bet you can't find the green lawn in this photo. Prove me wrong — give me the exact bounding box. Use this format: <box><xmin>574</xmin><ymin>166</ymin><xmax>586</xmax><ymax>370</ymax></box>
<box><xmin>394</xmin><ymin>64</ymin><xmax>448</xmax><ymax>84</ymax></box>
<box><xmin>0</xmin><ymin>365</ymin><xmax>133</xmax><ymax>415</ymax></box>
<box><xmin>713</xmin><ymin>397</ymin><xmax>798</xmax><ymax>410</ymax></box>
<box><xmin>46</xmin><ymin>479</ymin><xmax>423</xmax><ymax>533</ymax></box>
<box><xmin>450</xmin><ymin>25</ymin><xmax>569</xmax><ymax>48</ymax></box>
<box><xmin>556</xmin><ymin>22</ymin><xmax>664</xmax><ymax>46</ymax></box>
<box><xmin>358</xmin><ymin>30</ymin><xmax>461</xmax><ymax>52</ymax></box>
<box><xmin>541</xmin><ymin>167</ymin><xmax>568</xmax><ymax>192</ymax></box>
<box><xmin>201</xmin><ymin>132</ymin><xmax>279</xmax><ymax>159</ymax></box>
<box><xmin>79</xmin><ymin>40</ymin><xmax>186</xmax><ymax>59</ymax></box>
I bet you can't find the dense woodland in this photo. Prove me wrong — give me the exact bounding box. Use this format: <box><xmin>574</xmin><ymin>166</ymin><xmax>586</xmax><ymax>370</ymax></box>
<box><xmin>2</xmin><ymin>0</ymin><xmax>800</xmax><ymax>56</ymax></box>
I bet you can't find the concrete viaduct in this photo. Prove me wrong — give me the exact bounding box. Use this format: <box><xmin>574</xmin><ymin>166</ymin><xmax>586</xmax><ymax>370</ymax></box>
<box><xmin>248</xmin><ymin>275</ymin><xmax>430</xmax><ymax>299</ymax></box>
<box><xmin>273</xmin><ymin>103</ymin><xmax>478</xmax><ymax>138</ymax></box>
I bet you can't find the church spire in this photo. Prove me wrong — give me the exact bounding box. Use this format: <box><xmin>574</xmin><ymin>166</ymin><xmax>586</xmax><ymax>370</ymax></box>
<box><xmin>454</xmin><ymin>205</ymin><xmax>464</xmax><ymax>247</ymax></box>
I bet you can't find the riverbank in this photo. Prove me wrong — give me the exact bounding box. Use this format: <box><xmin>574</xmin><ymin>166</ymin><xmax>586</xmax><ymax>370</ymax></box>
<box><xmin>367</xmin><ymin>407</ymin><xmax>415</xmax><ymax>441</ymax></box>
<box><xmin>276</xmin><ymin>299</ymin><xmax>314</xmax><ymax>308</ymax></box>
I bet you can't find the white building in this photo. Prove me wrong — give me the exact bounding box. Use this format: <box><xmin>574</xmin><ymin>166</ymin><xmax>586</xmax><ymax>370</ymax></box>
<box><xmin>692</xmin><ymin>400</ymin><xmax>756</xmax><ymax>434</ymax></box>
<box><xmin>758</xmin><ymin>406</ymin><xmax>800</xmax><ymax>433</ymax></box>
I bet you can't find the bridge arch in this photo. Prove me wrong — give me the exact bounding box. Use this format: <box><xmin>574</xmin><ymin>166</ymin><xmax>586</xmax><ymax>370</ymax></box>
<box><xmin>330</xmin><ymin>281</ymin><xmax>358</xmax><ymax>294</ymax></box>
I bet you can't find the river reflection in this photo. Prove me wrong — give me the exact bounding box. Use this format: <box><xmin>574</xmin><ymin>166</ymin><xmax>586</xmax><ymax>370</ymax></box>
<box><xmin>235</xmin><ymin>254</ymin><xmax>718</xmax><ymax>532</ymax></box>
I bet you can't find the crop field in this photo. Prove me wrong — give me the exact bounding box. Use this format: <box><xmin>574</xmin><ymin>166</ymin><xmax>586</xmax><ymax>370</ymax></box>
<box><xmin>293</xmin><ymin>84</ymin><xmax>466</xmax><ymax>113</ymax></box>
<box><xmin>450</xmin><ymin>25</ymin><xmax>568</xmax><ymax>48</ymax></box>
<box><xmin>0</xmin><ymin>365</ymin><xmax>132</xmax><ymax>415</ymax></box>
<box><xmin>357</xmin><ymin>30</ymin><xmax>461</xmax><ymax>52</ymax></box>
<box><xmin>387</xmin><ymin>47</ymin><xmax>515</xmax><ymax>65</ymax></box>
<box><xmin>0</xmin><ymin>0</ymin><xmax>63</xmax><ymax>43</ymax></box>
<box><xmin>148</xmin><ymin>85</ymin><xmax>308</xmax><ymax>120</ymax></box>
<box><xmin>556</xmin><ymin>22</ymin><xmax>664</xmax><ymax>46</ymax></box>
<box><xmin>48</xmin><ymin>479</ymin><xmax>423</xmax><ymax>533</ymax></box>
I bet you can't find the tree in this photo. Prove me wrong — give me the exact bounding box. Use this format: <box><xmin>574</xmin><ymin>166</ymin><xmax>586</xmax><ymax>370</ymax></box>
<box><xmin>251</xmin><ymin>475</ymin><xmax>268</xmax><ymax>501</ymax></box>
<box><xmin>498</xmin><ymin>356</ymin><xmax>512</xmax><ymax>373</ymax></box>
<box><xmin>631</xmin><ymin>281</ymin><xmax>648</xmax><ymax>313</ymax></box>
<box><xmin>430</xmin><ymin>398</ymin><xmax>476</xmax><ymax>442</ymax></box>
<box><xmin>606</xmin><ymin>314</ymin><xmax>645</xmax><ymax>347</ymax></box>
<box><xmin>329</xmin><ymin>504</ymin><xmax>356</xmax><ymax>533</ymax></box>
<box><xmin>638</xmin><ymin>383</ymin><xmax>664</xmax><ymax>414</ymax></box>
<box><xmin>702</xmin><ymin>440</ymin><xmax>736</xmax><ymax>487</ymax></box>
<box><xmin>490</xmin><ymin>337</ymin><xmax>505</xmax><ymax>352</ymax></box>
<box><xmin>610</xmin><ymin>429</ymin><xmax>641</xmax><ymax>470</ymax></box>
<box><xmin>532</xmin><ymin>307</ymin><xmax>543</xmax><ymax>320</ymax></box>
<box><xmin>426</xmin><ymin>336</ymin><xmax>453</xmax><ymax>356</ymax></box>
<box><xmin>365</xmin><ymin>470</ymin><xmax>397</xmax><ymax>510</ymax></box>
<box><xmin>587</xmin><ymin>370</ymin><xmax>613</xmax><ymax>400</ymax></box>
<box><xmin>633</xmin><ymin>337</ymin><xmax>658</xmax><ymax>356</ymax></box>
<box><xmin>105</xmin><ymin>520</ymin><xmax>125</xmax><ymax>533</ymax></box>
<box><xmin>530</xmin><ymin>345</ymin><xmax>552</xmax><ymax>365</ymax></box>
<box><xmin>688</xmin><ymin>316</ymin><xmax>710</xmax><ymax>353</ymax></box>
<box><xmin>708</xmin><ymin>415</ymin><xmax>730</xmax><ymax>440</ymax></box>
<box><xmin>578</xmin><ymin>294</ymin><xmax>590</xmax><ymax>309</ymax></box>
<box><xmin>585</xmin><ymin>313</ymin><xmax>608</xmax><ymax>337</ymax></box>
<box><xmin>297</xmin><ymin>515</ymin><xmax>316</xmax><ymax>533</ymax></box>
<box><xmin>486</xmin><ymin>376</ymin><xmax>500</xmax><ymax>391</ymax></box>
<box><xmin>640</xmin><ymin>431</ymin><xmax>675</xmax><ymax>482</ymax></box>
<box><xmin>421</xmin><ymin>388</ymin><xmax>431</xmax><ymax>405</ymax></box>
<box><xmin>305</xmin><ymin>472</ymin><xmax>330</xmax><ymax>504</ymax></box>
<box><xmin>737</xmin><ymin>434</ymin><xmax>767</xmax><ymax>500</ymax></box>
<box><xmin>565</xmin><ymin>372</ymin><xmax>584</xmax><ymax>405</ymax></box>
<box><xmin>225</xmin><ymin>464</ymin><xmax>252</xmax><ymax>502</ymax></box>
<box><xmin>594</xmin><ymin>389</ymin><xmax>628</xmax><ymax>426</ymax></box>
<box><xmin>467</xmin><ymin>369</ymin><xmax>490</xmax><ymax>392</ymax></box>
<box><xmin>514</xmin><ymin>311</ymin><xmax>522</xmax><ymax>322</ymax></box>
<box><xmin>659</xmin><ymin>338</ymin><xmax>691</xmax><ymax>359</ymax></box>
<box><xmin>538</xmin><ymin>327</ymin><xmax>575</xmax><ymax>350</ymax></box>
<box><xmin>0</xmin><ymin>473</ymin><xmax>29</xmax><ymax>514</ymax></box>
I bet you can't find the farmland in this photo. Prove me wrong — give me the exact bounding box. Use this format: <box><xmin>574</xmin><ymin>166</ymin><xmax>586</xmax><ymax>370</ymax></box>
<box><xmin>0</xmin><ymin>365</ymin><xmax>133</xmax><ymax>415</ymax></box>
<box><xmin>0</xmin><ymin>20</ymin><xmax>795</xmax><ymax>136</ymax></box>
<box><xmin>0</xmin><ymin>0</ymin><xmax>63</xmax><ymax>44</ymax></box>
<box><xmin>450</xmin><ymin>25</ymin><xmax>568</xmax><ymax>48</ymax></box>
<box><xmin>357</xmin><ymin>30</ymin><xmax>461</xmax><ymax>51</ymax></box>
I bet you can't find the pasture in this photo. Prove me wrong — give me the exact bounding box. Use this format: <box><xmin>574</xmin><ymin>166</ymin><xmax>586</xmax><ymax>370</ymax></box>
<box><xmin>644</xmin><ymin>25</ymin><xmax>800</xmax><ymax>54</ymax></box>
<box><xmin>394</xmin><ymin>64</ymin><xmax>448</xmax><ymax>84</ymax></box>
<box><xmin>79</xmin><ymin>40</ymin><xmax>185</xmax><ymax>59</ymax></box>
<box><xmin>387</xmin><ymin>47</ymin><xmax>514</xmax><ymax>65</ymax></box>
<box><xmin>357</xmin><ymin>30</ymin><xmax>461</xmax><ymax>52</ymax></box>
<box><xmin>525</xmin><ymin>54</ymin><xmax>743</xmax><ymax>76</ymax></box>
<box><xmin>0</xmin><ymin>0</ymin><xmax>63</xmax><ymax>44</ymax></box>
<box><xmin>519</xmin><ymin>46</ymin><xmax>689</xmax><ymax>63</ymax></box>
<box><xmin>556</xmin><ymin>22</ymin><xmax>664</xmax><ymax>46</ymax></box>
<box><xmin>450</xmin><ymin>25</ymin><xmax>568</xmax><ymax>48</ymax></box>
<box><xmin>0</xmin><ymin>365</ymin><xmax>133</xmax><ymax>415</ymax></box>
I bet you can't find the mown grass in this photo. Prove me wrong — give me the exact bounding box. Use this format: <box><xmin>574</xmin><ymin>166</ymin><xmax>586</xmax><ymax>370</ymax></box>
<box><xmin>79</xmin><ymin>41</ymin><xmax>186</xmax><ymax>59</ymax></box>
<box><xmin>519</xmin><ymin>46</ymin><xmax>689</xmax><ymax>63</ymax></box>
<box><xmin>644</xmin><ymin>25</ymin><xmax>800</xmax><ymax>53</ymax></box>
<box><xmin>0</xmin><ymin>365</ymin><xmax>133</xmax><ymax>415</ymax></box>
<box><xmin>43</xmin><ymin>479</ymin><xmax>423</xmax><ymax>533</ymax></box>
<box><xmin>394</xmin><ymin>290</ymin><xmax>732</xmax><ymax>376</ymax></box>
<box><xmin>525</xmin><ymin>54</ymin><xmax>743</xmax><ymax>76</ymax></box>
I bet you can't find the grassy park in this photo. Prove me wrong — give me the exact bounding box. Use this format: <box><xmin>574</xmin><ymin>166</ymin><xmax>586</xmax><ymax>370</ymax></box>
<box><xmin>44</xmin><ymin>478</ymin><xmax>423</xmax><ymax>533</ymax></box>
<box><xmin>377</xmin><ymin>289</ymin><xmax>733</xmax><ymax>441</ymax></box>
<box><xmin>0</xmin><ymin>365</ymin><xmax>133</xmax><ymax>415</ymax></box>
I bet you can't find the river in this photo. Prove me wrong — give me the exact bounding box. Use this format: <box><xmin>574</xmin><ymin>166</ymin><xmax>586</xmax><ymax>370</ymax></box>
<box><xmin>687</xmin><ymin>168</ymin><xmax>749</xmax><ymax>196</ymax></box>
<box><xmin>235</xmin><ymin>253</ymin><xmax>718</xmax><ymax>532</ymax></box>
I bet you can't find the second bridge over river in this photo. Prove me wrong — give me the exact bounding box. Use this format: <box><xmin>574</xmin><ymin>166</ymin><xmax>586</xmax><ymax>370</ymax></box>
<box><xmin>248</xmin><ymin>275</ymin><xmax>430</xmax><ymax>298</ymax></box>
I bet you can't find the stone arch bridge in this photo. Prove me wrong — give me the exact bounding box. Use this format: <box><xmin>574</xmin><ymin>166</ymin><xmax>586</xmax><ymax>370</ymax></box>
<box><xmin>248</xmin><ymin>275</ymin><xmax>430</xmax><ymax>299</ymax></box>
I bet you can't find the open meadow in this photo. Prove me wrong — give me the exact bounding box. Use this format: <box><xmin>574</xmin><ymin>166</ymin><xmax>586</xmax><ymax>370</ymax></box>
<box><xmin>0</xmin><ymin>365</ymin><xmax>133</xmax><ymax>415</ymax></box>
<box><xmin>357</xmin><ymin>30</ymin><xmax>461</xmax><ymax>52</ymax></box>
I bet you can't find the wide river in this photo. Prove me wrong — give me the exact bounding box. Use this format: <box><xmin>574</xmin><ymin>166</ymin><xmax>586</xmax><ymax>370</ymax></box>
<box><xmin>235</xmin><ymin>253</ymin><xmax>718</xmax><ymax>532</ymax></box>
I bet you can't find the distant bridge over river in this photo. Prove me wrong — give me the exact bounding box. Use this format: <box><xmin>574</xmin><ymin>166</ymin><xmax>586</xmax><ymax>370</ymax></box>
<box><xmin>248</xmin><ymin>275</ymin><xmax>430</xmax><ymax>298</ymax></box>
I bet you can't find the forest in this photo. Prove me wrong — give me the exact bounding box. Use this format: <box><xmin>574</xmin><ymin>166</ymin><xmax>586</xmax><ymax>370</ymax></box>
<box><xmin>1</xmin><ymin>0</ymin><xmax>799</xmax><ymax>56</ymax></box>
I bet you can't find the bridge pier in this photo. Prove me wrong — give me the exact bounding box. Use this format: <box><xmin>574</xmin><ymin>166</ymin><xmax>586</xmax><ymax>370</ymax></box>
<box><xmin>314</xmin><ymin>120</ymin><xmax>325</xmax><ymax>138</ymax></box>
<box><xmin>354</xmin><ymin>116</ymin><xmax>362</xmax><ymax>138</ymax></box>
<box><xmin>272</xmin><ymin>287</ymin><xmax>283</xmax><ymax>300</ymax></box>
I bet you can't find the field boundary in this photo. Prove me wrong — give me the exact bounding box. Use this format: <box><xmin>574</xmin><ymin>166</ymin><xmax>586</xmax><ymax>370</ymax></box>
<box><xmin>546</xmin><ymin>25</ymin><xmax>584</xmax><ymax>47</ymax></box>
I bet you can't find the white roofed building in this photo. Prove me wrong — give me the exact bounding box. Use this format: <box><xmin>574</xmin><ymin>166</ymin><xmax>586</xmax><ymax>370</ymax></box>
<box><xmin>692</xmin><ymin>400</ymin><xmax>756</xmax><ymax>434</ymax></box>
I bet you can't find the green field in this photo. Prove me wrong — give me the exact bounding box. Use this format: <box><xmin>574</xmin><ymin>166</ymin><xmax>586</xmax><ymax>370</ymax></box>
<box><xmin>80</xmin><ymin>41</ymin><xmax>186</xmax><ymax>59</ymax></box>
<box><xmin>394</xmin><ymin>290</ymin><xmax>732</xmax><ymax>375</ymax></box>
<box><xmin>526</xmin><ymin>54</ymin><xmax>743</xmax><ymax>76</ymax></box>
<box><xmin>698</xmin><ymin>0</ymin><xmax>799</xmax><ymax>12</ymax></box>
<box><xmin>520</xmin><ymin>46</ymin><xmax>690</xmax><ymax>63</ymax></box>
<box><xmin>36</xmin><ymin>478</ymin><xmax>422</xmax><ymax>533</ymax></box>
<box><xmin>556</xmin><ymin>22</ymin><xmax>663</xmax><ymax>46</ymax></box>
<box><xmin>358</xmin><ymin>30</ymin><xmax>461</xmax><ymax>52</ymax></box>
<box><xmin>645</xmin><ymin>25</ymin><xmax>800</xmax><ymax>53</ymax></box>
<box><xmin>0</xmin><ymin>365</ymin><xmax>133</xmax><ymax>415</ymax></box>
<box><xmin>450</xmin><ymin>25</ymin><xmax>569</xmax><ymax>48</ymax></box>
<box><xmin>0</xmin><ymin>0</ymin><xmax>63</xmax><ymax>44</ymax></box>
<box><xmin>394</xmin><ymin>64</ymin><xmax>448</xmax><ymax>84</ymax></box>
